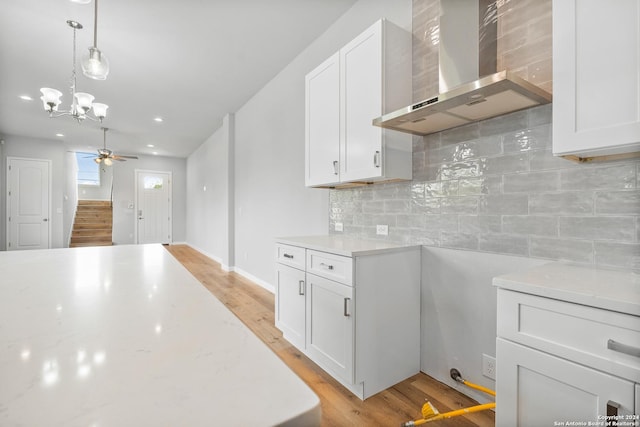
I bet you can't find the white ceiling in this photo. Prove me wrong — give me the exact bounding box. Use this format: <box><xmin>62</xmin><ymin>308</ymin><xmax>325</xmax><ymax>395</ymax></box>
<box><xmin>0</xmin><ymin>0</ymin><xmax>358</xmax><ymax>158</ymax></box>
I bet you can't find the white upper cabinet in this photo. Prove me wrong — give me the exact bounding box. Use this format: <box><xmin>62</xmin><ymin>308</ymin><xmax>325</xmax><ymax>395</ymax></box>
<box><xmin>305</xmin><ymin>19</ymin><xmax>412</xmax><ymax>188</ymax></box>
<box><xmin>305</xmin><ymin>53</ymin><xmax>341</xmax><ymax>187</ymax></box>
<box><xmin>553</xmin><ymin>0</ymin><xmax>640</xmax><ymax>160</ymax></box>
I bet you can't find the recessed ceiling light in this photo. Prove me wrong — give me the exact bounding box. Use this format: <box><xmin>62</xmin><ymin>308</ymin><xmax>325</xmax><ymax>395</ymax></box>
<box><xmin>154</xmin><ymin>117</ymin><xmax>163</xmax><ymax>122</ymax></box>
<box><xmin>146</xmin><ymin>144</ymin><xmax>155</xmax><ymax>148</ymax></box>
<box><xmin>19</xmin><ymin>95</ymin><xmax>33</xmax><ymax>101</ymax></box>
<box><xmin>56</xmin><ymin>133</ymin><xmax>64</xmax><ymax>137</ymax></box>
<box><xmin>152</xmin><ymin>152</ymin><xmax>158</xmax><ymax>155</ymax></box>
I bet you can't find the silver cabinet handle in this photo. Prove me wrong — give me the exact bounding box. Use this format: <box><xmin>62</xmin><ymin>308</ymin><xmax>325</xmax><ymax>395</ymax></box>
<box><xmin>319</xmin><ymin>262</ymin><xmax>334</xmax><ymax>270</ymax></box>
<box><xmin>343</xmin><ymin>298</ymin><xmax>351</xmax><ymax>317</ymax></box>
<box><xmin>333</xmin><ymin>160</ymin><xmax>339</xmax><ymax>175</ymax></box>
<box><xmin>607</xmin><ymin>400</ymin><xmax>620</xmax><ymax>417</ymax></box>
<box><xmin>607</xmin><ymin>339</ymin><xmax>640</xmax><ymax>357</ymax></box>
<box><xmin>298</xmin><ymin>280</ymin><xmax>305</xmax><ymax>296</ymax></box>
<box><xmin>283</xmin><ymin>253</ymin><xmax>294</xmax><ymax>259</ymax></box>
<box><xmin>374</xmin><ymin>150</ymin><xmax>381</xmax><ymax>168</ymax></box>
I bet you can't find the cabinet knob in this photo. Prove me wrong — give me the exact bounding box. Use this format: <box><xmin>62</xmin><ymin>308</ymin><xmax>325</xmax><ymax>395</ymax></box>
<box><xmin>283</xmin><ymin>253</ymin><xmax>294</xmax><ymax>259</ymax></box>
<box><xmin>319</xmin><ymin>262</ymin><xmax>334</xmax><ymax>270</ymax></box>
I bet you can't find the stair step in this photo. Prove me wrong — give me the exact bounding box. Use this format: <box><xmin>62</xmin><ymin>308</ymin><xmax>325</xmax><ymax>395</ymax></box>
<box><xmin>78</xmin><ymin>200</ymin><xmax>111</xmax><ymax>207</ymax></box>
<box><xmin>76</xmin><ymin>212</ymin><xmax>113</xmax><ymax>218</ymax></box>
<box><xmin>75</xmin><ymin>218</ymin><xmax>111</xmax><ymax>228</ymax></box>
<box><xmin>72</xmin><ymin>229</ymin><xmax>112</xmax><ymax>237</ymax></box>
<box><xmin>70</xmin><ymin>241</ymin><xmax>113</xmax><ymax>248</ymax></box>
<box><xmin>70</xmin><ymin>235</ymin><xmax>112</xmax><ymax>244</ymax></box>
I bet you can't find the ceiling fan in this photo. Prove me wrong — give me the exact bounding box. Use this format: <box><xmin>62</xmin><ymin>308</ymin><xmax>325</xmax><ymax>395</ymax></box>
<box><xmin>94</xmin><ymin>127</ymin><xmax>138</xmax><ymax>165</ymax></box>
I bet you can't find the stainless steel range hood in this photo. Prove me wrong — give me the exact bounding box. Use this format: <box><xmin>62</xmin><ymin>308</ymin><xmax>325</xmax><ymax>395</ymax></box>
<box><xmin>373</xmin><ymin>1</ymin><xmax>552</xmax><ymax>136</ymax></box>
<box><xmin>373</xmin><ymin>70</ymin><xmax>551</xmax><ymax>135</ymax></box>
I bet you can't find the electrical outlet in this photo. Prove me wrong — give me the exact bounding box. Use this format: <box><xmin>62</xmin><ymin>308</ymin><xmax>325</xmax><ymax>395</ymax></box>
<box><xmin>376</xmin><ymin>224</ymin><xmax>389</xmax><ymax>236</ymax></box>
<box><xmin>482</xmin><ymin>354</ymin><xmax>496</xmax><ymax>380</ymax></box>
<box><xmin>335</xmin><ymin>222</ymin><xmax>344</xmax><ymax>232</ymax></box>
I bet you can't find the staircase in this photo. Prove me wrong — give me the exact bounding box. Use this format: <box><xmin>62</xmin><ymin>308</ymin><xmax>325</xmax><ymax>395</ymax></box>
<box><xmin>70</xmin><ymin>200</ymin><xmax>113</xmax><ymax>248</ymax></box>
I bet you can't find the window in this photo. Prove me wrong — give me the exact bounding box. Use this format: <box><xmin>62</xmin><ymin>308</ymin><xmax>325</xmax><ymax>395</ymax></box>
<box><xmin>76</xmin><ymin>152</ymin><xmax>100</xmax><ymax>186</ymax></box>
<box><xmin>144</xmin><ymin>176</ymin><xmax>163</xmax><ymax>190</ymax></box>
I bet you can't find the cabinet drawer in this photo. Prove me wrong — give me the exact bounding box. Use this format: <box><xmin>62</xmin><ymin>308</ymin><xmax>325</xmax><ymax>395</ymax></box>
<box><xmin>497</xmin><ymin>289</ymin><xmax>640</xmax><ymax>381</ymax></box>
<box><xmin>276</xmin><ymin>244</ymin><xmax>305</xmax><ymax>270</ymax></box>
<box><xmin>307</xmin><ymin>250</ymin><xmax>353</xmax><ymax>286</ymax></box>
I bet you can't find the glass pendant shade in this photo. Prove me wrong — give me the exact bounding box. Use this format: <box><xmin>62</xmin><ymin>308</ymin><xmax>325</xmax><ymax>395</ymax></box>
<box><xmin>82</xmin><ymin>47</ymin><xmax>109</xmax><ymax>80</ymax></box>
<box><xmin>74</xmin><ymin>92</ymin><xmax>95</xmax><ymax>113</ymax></box>
<box><xmin>103</xmin><ymin>157</ymin><xmax>112</xmax><ymax>166</ymax></box>
<box><xmin>94</xmin><ymin>157</ymin><xmax>102</xmax><ymax>164</ymax></box>
<box><xmin>91</xmin><ymin>102</ymin><xmax>109</xmax><ymax>120</ymax></box>
<box><xmin>40</xmin><ymin>88</ymin><xmax>63</xmax><ymax>111</ymax></box>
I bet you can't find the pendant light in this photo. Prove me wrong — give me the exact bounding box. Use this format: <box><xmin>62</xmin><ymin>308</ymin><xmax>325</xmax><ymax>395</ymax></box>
<box><xmin>81</xmin><ymin>0</ymin><xmax>109</xmax><ymax>80</ymax></box>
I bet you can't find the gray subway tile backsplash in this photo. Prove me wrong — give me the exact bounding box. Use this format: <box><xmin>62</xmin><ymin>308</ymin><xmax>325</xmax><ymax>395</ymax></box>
<box><xmin>559</xmin><ymin>217</ymin><xmax>637</xmax><ymax>242</ymax></box>
<box><xmin>560</xmin><ymin>164</ymin><xmax>637</xmax><ymax>191</ymax></box>
<box><xmin>329</xmin><ymin>106</ymin><xmax>640</xmax><ymax>272</ymax></box>
<box><xmin>594</xmin><ymin>242</ymin><xmax>640</xmax><ymax>270</ymax></box>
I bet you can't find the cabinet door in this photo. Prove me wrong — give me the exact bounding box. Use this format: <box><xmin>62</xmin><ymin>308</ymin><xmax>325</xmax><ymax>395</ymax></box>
<box><xmin>496</xmin><ymin>338</ymin><xmax>635</xmax><ymax>426</ymax></box>
<box><xmin>340</xmin><ymin>21</ymin><xmax>383</xmax><ymax>182</ymax></box>
<box><xmin>306</xmin><ymin>273</ymin><xmax>354</xmax><ymax>384</ymax></box>
<box><xmin>275</xmin><ymin>264</ymin><xmax>306</xmax><ymax>349</ymax></box>
<box><xmin>553</xmin><ymin>0</ymin><xmax>640</xmax><ymax>158</ymax></box>
<box><xmin>305</xmin><ymin>52</ymin><xmax>340</xmax><ymax>187</ymax></box>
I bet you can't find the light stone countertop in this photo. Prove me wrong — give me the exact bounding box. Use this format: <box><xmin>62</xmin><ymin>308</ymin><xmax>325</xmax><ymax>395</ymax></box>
<box><xmin>0</xmin><ymin>244</ymin><xmax>320</xmax><ymax>426</ymax></box>
<box><xmin>493</xmin><ymin>262</ymin><xmax>640</xmax><ymax>316</ymax></box>
<box><xmin>276</xmin><ymin>234</ymin><xmax>419</xmax><ymax>257</ymax></box>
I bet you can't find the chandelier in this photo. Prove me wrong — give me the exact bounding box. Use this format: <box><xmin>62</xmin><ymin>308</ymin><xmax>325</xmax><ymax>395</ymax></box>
<box><xmin>40</xmin><ymin>20</ymin><xmax>108</xmax><ymax>123</ymax></box>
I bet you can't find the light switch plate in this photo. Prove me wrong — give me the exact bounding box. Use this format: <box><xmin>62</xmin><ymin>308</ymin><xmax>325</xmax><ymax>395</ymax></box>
<box><xmin>335</xmin><ymin>222</ymin><xmax>344</xmax><ymax>232</ymax></box>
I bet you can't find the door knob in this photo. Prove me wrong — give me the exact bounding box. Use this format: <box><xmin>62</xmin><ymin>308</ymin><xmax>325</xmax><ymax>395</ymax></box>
<box><xmin>43</xmin><ymin>218</ymin><xmax>48</xmax><ymax>222</ymax></box>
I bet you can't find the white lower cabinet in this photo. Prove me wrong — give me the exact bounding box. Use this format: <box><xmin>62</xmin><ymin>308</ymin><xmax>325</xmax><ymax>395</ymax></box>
<box><xmin>495</xmin><ymin>287</ymin><xmax>640</xmax><ymax>426</ymax></box>
<box><xmin>275</xmin><ymin>238</ymin><xmax>420</xmax><ymax>399</ymax></box>
<box><xmin>306</xmin><ymin>273</ymin><xmax>354</xmax><ymax>384</ymax></box>
<box><xmin>497</xmin><ymin>338</ymin><xmax>635</xmax><ymax>426</ymax></box>
<box><xmin>275</xmin><ymin>264</ymin><xmax>306</xmax><ymax>350</ymax></box>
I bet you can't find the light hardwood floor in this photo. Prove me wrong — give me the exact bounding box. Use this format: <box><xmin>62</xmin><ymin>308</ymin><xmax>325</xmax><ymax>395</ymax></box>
<box><xmin>165</xmin><ymin>244</ymin><xmax>495</xmax><ymax>427</ymax></box>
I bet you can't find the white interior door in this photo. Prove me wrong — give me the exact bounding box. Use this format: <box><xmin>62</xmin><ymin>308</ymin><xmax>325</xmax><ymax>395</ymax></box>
<box><xmin>7</xmin><ymin>157</ymin><xmax>51</xmax><ymax>250</ymax></box>
<box><xmin>136</xmin><ymin>170</ymin><xmax>172</xmax><ymax>244</ymax></box>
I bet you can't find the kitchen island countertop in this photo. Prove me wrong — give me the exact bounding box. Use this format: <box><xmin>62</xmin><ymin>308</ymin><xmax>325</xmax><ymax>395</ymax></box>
<box><xmin>0</xmin><ymin>244</ymin><xmax>320</xmax><ymax>426</ymax></box>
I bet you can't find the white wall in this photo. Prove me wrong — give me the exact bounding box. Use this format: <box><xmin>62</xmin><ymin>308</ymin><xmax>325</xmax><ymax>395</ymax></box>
<box><xmin>421</xmin><ymin>247</ymin><xmax>546</xmax><ymax>403</ymax></box>
<box><xmin>78</xmin><ymin>162</ymin><xmax>113</xmax><ymax>201</ymax></box>
<box><xmin>0</xmin><ymin>135</ymin><xmax>66</xmax><ymax>249</ymax></box>
<box><xmin>63</xmin><ymin>151</ymin><xmax>79</xmax><ymax>247</ymax></box>
<box><xmin>187</xmin><ymin>114</ymin><xmax>234</xmax><ymax>269</ymax></box>
<box><xmin>111</xmin><ymin>155</ymin><xmax>187</xmax><ymax>245</ymax></box>
<box><xmin>230</xmin><ymin>0</ymin><xmax>412</xmax><ymax>287</ymax></box>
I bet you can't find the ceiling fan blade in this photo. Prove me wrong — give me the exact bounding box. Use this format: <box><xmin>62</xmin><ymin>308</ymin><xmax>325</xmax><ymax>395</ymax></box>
<box><xmin>112</xmin><ymin>157</ymin><xmax>127</xmax><ymax>161</ymax></box>
<box><xmin>112</xmin><ymin>155</ymin><xmax>139</xmax><ymax>159</ymax></box>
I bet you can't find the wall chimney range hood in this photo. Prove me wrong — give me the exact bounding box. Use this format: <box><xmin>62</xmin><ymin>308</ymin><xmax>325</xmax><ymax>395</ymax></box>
<box><xmin>373</xmin><ymin>1</ymin><xmax>552</xmax><ymax>136</ymax></box>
